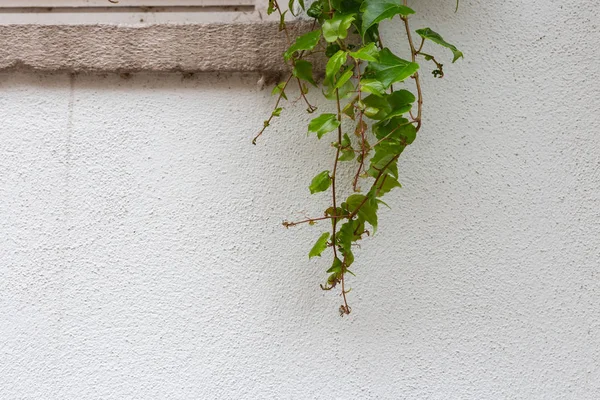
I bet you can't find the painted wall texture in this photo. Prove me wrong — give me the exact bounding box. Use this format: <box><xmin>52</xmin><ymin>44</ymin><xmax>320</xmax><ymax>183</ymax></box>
<box><xmin>1</xmin><ymin>0</ymin><xmax>600</xmax><ymax>399</ymax></box>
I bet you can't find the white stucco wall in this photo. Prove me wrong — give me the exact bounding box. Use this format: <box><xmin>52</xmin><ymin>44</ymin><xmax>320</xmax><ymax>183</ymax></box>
<box><xmin>1</xmin><ymin>0</ymin><xmax>600</xmax><ymax>398</ymax></box>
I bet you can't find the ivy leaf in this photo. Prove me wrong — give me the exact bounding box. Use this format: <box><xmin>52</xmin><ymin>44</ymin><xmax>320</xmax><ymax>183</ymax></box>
<box><xmin>272</xmin><ymin>107</ymin><xmax>282</xmax><ymax>117</ymax></box>
<box><xmin>279</xmin><ymin>11</ymin><xmax>289</xmax><ymax>31</ymax></box>
<box><xmin>368</xmin><ymin>48</ymin><xmax>419</xmax><ymax>88</ymax></box>
<box><xmin>339</xmin><ymin>148</ymin><xmax>355</xmax><ymax>161</ymax></box>
<box><xmin>309</xmin><ymin>232</ymin><xmax>330</xmax><ymax>258</ymax></box>
<box><xmin>325</xmin><ymin>50</ymin><xmax>348</xmax><ymax>84</ymax></box>
<box><xmin>288</xmin><ymin>0</ymin><xmax>305</xmax><ymax>14</ymax></box>
<box><xmin>322</xmin><ymin>14</ymin><xmax>356</xmax><ymax>43</ymax></box>
<box><xmin>360</xmin><ymin>79</ymin><xmax>386</xmax><ymax>96</ymax></box>
<box><xmin>284</xmin><ymin>29</ymin><xmax>321</xmax><ymax>61</ymax></box>
<box><xmin>271</xmin><ymin>82</ymin><xmax>288</xmax><ymax>100</ymax></box>
<box><xmin>309</xmin><ymin>170</ymin><xmax>332</xmax><ymax>194</ymax></box>
<box><xmin>337</xmin><ymin>220</ymin><xmax>358</xmax><ymax>267</ymax></box>
<box><xmin>362</xmin><ymin>91</ymin><xmax>412</xmax><ymax>120</ymax></box>
<box><xmin>367</xmin><ymin>141</ymin><xmax>401</xmax><ymax>179</ymax></box>
<box><xmin>383</xmin><ymin>90</ymin><xmax>415</xmax><ymax>120</ymax></box>
<box><xmin>375</xmin><ymin>174</ymin><xmax>401</xmax><ymax>196</ymax></box>
<box><xmin>307</xmin><ymin>1</ymin><xmax>323</xmax><ymax>18</ymax></box>
<box><xmin>293</xmin><ymin>60</ymin><xmax>317</xmax><ymax>86</ymax></box>
<box><xmin>288</xmin><ymin>0</ymin><xmax>297</xmax><ymax>16</ymax></box>
<box><xmin>341</xmin><ymin>132</ymin><xmax>351</xmax><ymax>147</ymax></box>
<box><xmin>323</xmin><ymin>79</ymin><xmax>354</xmax><ymax>101</ymax></box>
<box><xmin>339</xmin><ymin>134</ymin><xmax>355</xmax><ymax>161</ymax></box>
<box><xmin>373</xmin><ymin>117</ymin><xmax>417</xmax><ymax>144</ymax></box>
<box><xmin>338</xmin><ymin>220</ymin><xmax>357</xmax><ymax>252</ymax></box>
<box><xmin>362</xmin><ymin>94</ymin><xmax>390</xmax><ymax>120</ymax></box>
<box><xmin>335</xmin><ymin>69</ymin><xmax>354</xmax><ymax>89</ymax></box>
<box><xmin>327</xmin><ymin>256</ymin><xmax>343</xmax><ymax>274</ymax></box>
<box><xmin>308</xmin><ymin>113</ymin><xmax>341</xmax><ymax>138</ymax></box>
<box><xmin>349</xmin><ymin>43</ymin><xmax>380</xmax><ymax>62</ymax></box>
<box><xmin>347</xmin><ymin>193</ymin><xmax>379</xmax><ymax>232</ymax></box>
<box><xmin>415</xmin><ymin>27</ymin><xmax>464</xmax><ymax>62</ymax></box>
<box><xmin>342</xmin><ymin>102</ymin><xmax>356</xmax><ymax>120</ymax></box>
<box><xmin>346</xmin><ymin>194</ymin><xmax>366</xmax><ymax>212</ymax></box>
<box><xmin>360</xmin><ymin>0</ymin><xmax>414</xmax><ymax>38</ymax></box>
<box><xmin>345</xmin><ymin>250</ymin><xmax>355</xmax><ymax>268</ymax></box>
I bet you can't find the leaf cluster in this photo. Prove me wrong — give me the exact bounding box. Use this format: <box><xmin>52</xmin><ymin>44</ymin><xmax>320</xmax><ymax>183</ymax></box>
<box><xmin>257</xmin><ymin>0</ymin><xmax>463</xmax><ymax>315</ymax></box>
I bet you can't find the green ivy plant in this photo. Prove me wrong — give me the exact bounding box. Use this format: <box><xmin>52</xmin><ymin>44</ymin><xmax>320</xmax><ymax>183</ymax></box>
<box><xmin>254</xmin><ymin>0</ymin><xmax>463</xmax><ymax>316</ymax></box>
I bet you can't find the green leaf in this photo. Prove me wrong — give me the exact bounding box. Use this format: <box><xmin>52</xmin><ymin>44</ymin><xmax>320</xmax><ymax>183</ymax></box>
<box><xmin>337</xmin><ymin>220</ymin><xmax>357</xmax><ymax>267</ymax></box>
<box><xmin>339</xmin><ymin>148</ymin><xmax>355</xmax><ymax>161</ymax></box>
<box><xmin>335</xmin><ymin>69</ymin><xmax>354</xmax><ymax>89</ymax></box>
<box><xmin>373</xmin><ymin>117</ymin><xmax>417</xmax><ymax>144</ymax></box>
<box><xmin>349</xmin><ymin>43</ymin><xmax>380</xmax><ymax>62</ymax></box>
<box><xmin>307</xmin><ymin>1</ymin><xmax>323</xmax><ymax>18</ymax></box>
<box><xmin>368</xmin><ymin>141</ymin><xmax>400</xmax><ymax>179</ymax></box>
<box><xmin>325</xmin><ymin>50</ymin><xmax>348</xmax><ymax>83</ymax></box>
<box><xmin>308</xmin><ymin>113</ymin><xmax>341</xmax><ymax>138</ymax></box>
<box><xmin>341</xmin><ymin>132</ymin><xmax>351</xmax><ymax>147</ymax></box>
<box><xmin>322</xmin><ymin>13</ymin><xmax>356</xmax><ymax>43</ymax></box>
<box><xmin>327</xmin><ymin>79</ymin><xmax>355</xmax><ymax>100</ymax></box>
<box><xmin>384</xmin><ymin>90</ymin><xmax>415</xmax><ymax>120</ymax></box>
<box><xmin>362</xmin><ymin>91</ymin><xmax>413</xmax><ymax>120</ymax></box>
<box><xmin>279</xmin><ymin>10</ymin><xmax>288</xmax><ymax>30</ymax></box>
<box><xmin>337</xmin><ymin>220</ymin><xmax>357</xmax><ymax>251</ymax></box>
<box><xmin>288</xmin><ymin>0</ymin><xmax>296</xmax><ymax>16</ymax></box>
<box><xmin>288</xmin><ymin>0</ymin><xmax>305</xmax><ymax>14</ymax></box>
<box><xmin>360</xmin><ymin>79</ymin><xmax>386</xmax><ymax>96</ymax></box>
<box><xmin>309</xmin><ymin>232</ymin><xmax>330</xmax><ymax>258</ymax></box>
<box><xmin>415</xmin><ymin>27</ymin><xmax>463</xmax><ymax>62</ymax></box>
<box><xmin>271</xmin><ymin>82</ymin><xmax>288</xmax><ymax>100</ymax></box>
<box><xmin>347</xmin><ymin>193</ymin><xmax>379</xmax><ymax>232</ymax></box>
<box><xmin>309</xmin><ymin>170</ymin><xmax>332</xmax><ymax>194</ymax></box>
<box><xmin>272</xmin><ymin>107</ymin><xmax>282</xmax><ymax>117</ymax></box>
<box><xmin>339</xmin><ymin>134</ymin><xmax>355</xmax><ymax>161</ymax></box>
<box><xmin>327</xmin><ymin>257</ymin><xmax>343</xmax><ymax>274</ymax></box>
<box><xmin>375</xmin><ymin>174</ymin><xmax>401</xmax><ymax>196</ymax></box>
<box><xmin>293</xmin><ymin>60</ymin><xmax>317</xmax><ymax>86</ymax></box>
<box><xmin>344</xmin><ymin>249</ymin><xmax>355</xmax><ymax>267</ymax></box>
<box><xmin>284</xmin><ymin>29</ymin><xmax>321</xmax><ymax>61</ymax></box>
<box><xmin>346</xmin><ymin>194</ymin><xmax>366</xmax><ymax>211</ymax></box>
<box><xmin>360</xmin><ymin>0</ymin><xmax>414</xmax><ymax>38</ymax></box>
<box><xmin>367</xmin><ymin>48</ymin><xmax>419</xmax><ymax>88</ymax></box>
<box><xmin>362</xmin><ymin>94</ymin><xmax>390</xmax><ymax>120</ymax></box>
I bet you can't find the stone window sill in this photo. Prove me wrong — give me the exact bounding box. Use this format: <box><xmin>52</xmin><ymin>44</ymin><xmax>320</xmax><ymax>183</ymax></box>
<box><xmin>0</xmin><ymin>0</ymin><xmax>310</xmax><ymax>74</ymax></box>
<box><xmin>0</xmin><ymin>21</ymin><xmax>314</xmax><ymax>74</ymax></box>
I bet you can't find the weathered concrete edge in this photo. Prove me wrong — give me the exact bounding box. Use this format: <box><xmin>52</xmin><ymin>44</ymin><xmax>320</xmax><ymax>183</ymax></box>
<box><xmin>0</xmin><ymin>22</ymin><xmax>317</xmax><ymax>74</ymax></box>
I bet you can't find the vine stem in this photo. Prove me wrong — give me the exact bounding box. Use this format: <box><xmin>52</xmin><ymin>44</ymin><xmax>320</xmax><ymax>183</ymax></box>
<box><xmin>352</xmin><ymin>59</ymin><xmax>367</xmax><ymax>192</ymax></box>
<box><xmin>272</xmin><ymin>0</ymin><xmax>316</xmax><ymax>112</ymax></box>
<box><xmin>252</xmin><ymin>74</ymin><xmax>293</xmax><ymax>144</ymax></box>
<box><xmin>333</xmin><ymin>88</ymin><xmax>350</xmax><ymax>315</ymax></box>
<box><xmin>401</xmin><ymin>1</ymin><xmax>423</xmax><ymax>131</ymax></box>
<box><xmin>282</xmin><ymin>214</ymin><xmax>351</xmax><ymax>228</ymax></box>
<box><xmin>253</xmin><ymin>9</ymin><xmax>318</xmax><ymax>144</ymax></box>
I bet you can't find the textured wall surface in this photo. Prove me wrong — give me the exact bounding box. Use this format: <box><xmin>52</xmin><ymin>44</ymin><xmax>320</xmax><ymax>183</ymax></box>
<box><xmin>1</xmin><ymin>0</ymin><xmax>600</xmax><ymax>398</ymax></box>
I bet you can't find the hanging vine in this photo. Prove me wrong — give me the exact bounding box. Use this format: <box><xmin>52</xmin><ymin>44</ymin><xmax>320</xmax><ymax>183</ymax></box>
<box><xmin>254</xmin><ymin>0</ymin><xmax>463</xmax><ymax>315</ymax></box>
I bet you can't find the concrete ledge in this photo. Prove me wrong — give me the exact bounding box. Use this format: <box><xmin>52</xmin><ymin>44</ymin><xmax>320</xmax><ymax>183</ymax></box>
<box><xmin>0</xmin><ymin>22</ymin><xmax>315</xmax><ymax>74</ymax></box>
